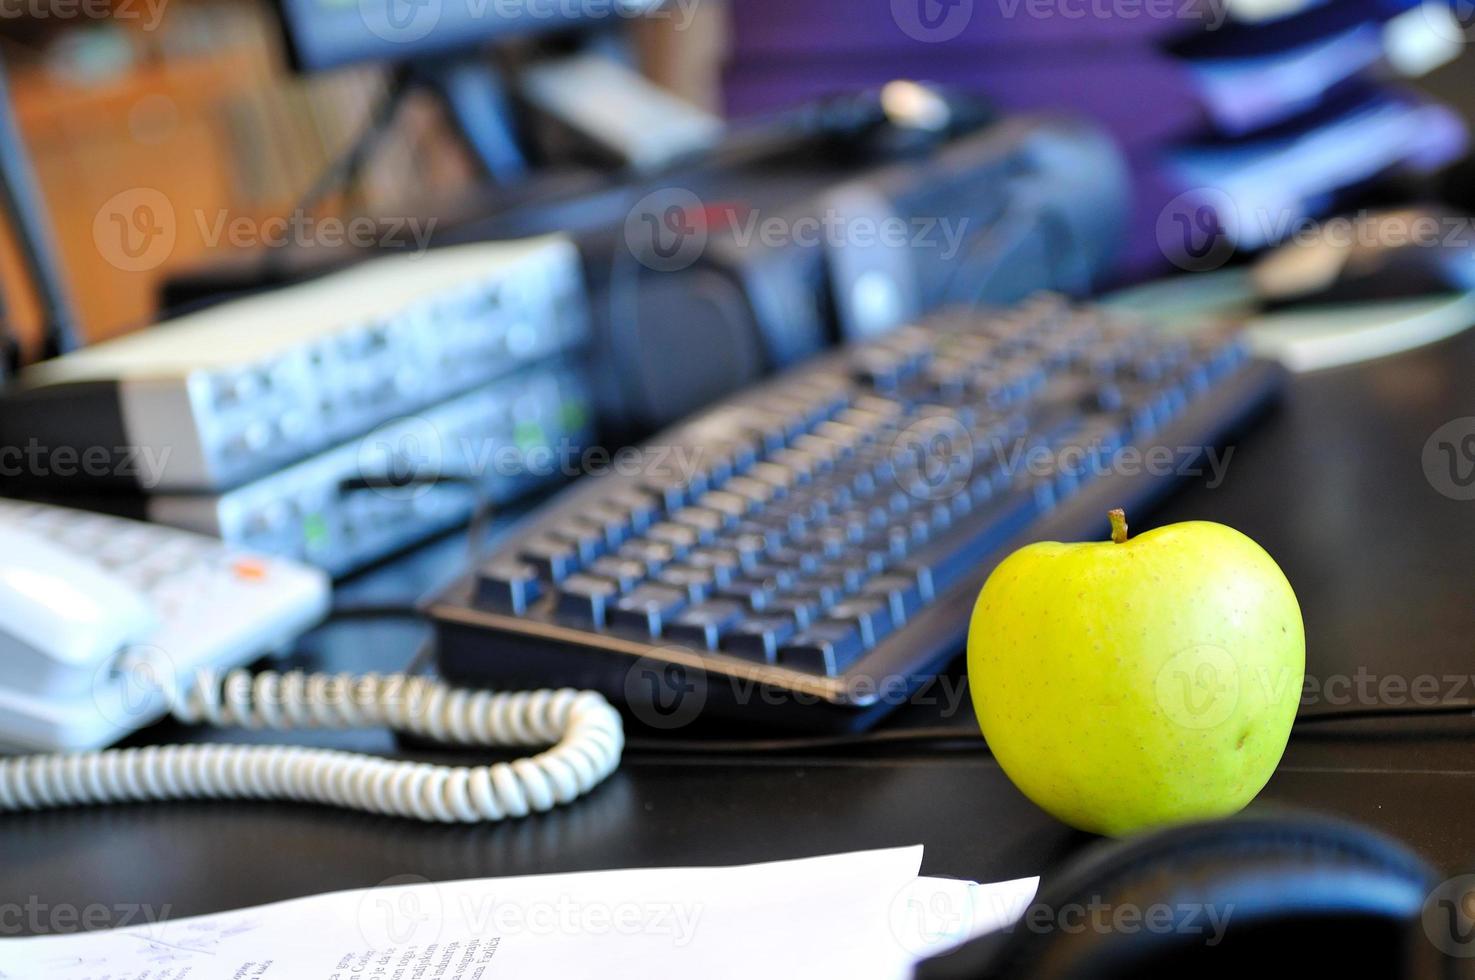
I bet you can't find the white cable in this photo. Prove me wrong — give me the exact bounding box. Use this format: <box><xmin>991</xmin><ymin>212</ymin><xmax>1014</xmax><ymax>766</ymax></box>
<box><xmin>0</xmin><ymin>670</ymin><xmax>624</xmax><ymax>823</ymax></box>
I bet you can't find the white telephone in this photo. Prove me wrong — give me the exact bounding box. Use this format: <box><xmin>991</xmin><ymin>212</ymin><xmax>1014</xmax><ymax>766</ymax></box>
<box><xmin>0</xmin><ymin>525</ymin><xmax>156</xmax><ymax>695</ymax></box>
<box><xmin>0</xmin><ymin>500</ymin><xmax>329</xmax><ymax>753</ymax></box>
<box><xmin>0</xmin><ymin>501</ymin><xmax>624</xmax><ymax>823</ymax></box>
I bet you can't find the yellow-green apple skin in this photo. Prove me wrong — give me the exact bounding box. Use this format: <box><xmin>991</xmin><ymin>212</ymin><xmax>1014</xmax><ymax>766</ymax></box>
<box><xmin>967</xmin><ymin>517</ymin><xmax>1304</xmax><ymax>837</ymax></box>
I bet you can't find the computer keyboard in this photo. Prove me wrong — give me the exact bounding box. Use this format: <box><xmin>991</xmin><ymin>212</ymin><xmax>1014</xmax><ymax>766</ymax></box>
<box><xmin>430</xmin><ymin>295</ymin><xmax>1284</xmax><ymax>732</ymax></box>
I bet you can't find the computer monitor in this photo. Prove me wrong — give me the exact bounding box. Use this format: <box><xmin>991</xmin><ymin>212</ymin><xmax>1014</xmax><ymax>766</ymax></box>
<box><xmin>274</xmin><ymin>0</ymin><xmax>665</xmax><ymax>73</ymax></box>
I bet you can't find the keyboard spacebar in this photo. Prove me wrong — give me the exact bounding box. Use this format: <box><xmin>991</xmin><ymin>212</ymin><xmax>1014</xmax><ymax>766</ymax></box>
<box><xmin>908</xmin><ymin>489</ymin><xmax>1043</xmax><ymax>595</ymax></box>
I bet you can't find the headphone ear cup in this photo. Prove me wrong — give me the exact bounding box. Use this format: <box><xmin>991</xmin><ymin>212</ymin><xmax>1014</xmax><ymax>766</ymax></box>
<box><xmin>919</xmin><ymin>810</ymin><xmax>1443</xmax><ymax>980</ymax></box>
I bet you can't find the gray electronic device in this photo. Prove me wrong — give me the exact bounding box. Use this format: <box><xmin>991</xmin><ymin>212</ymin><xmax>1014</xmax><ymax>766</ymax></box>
<box><xmin>0</xmin><ymin>237</ymin><xmax>590</xmax><ymax>493</ymax></box>
<box><xmin>825</xmin><ymin>115</ymin><xmax>1129</xmax><ymax>340</ymax></box>
<box><xmin>146</xmin><ymin>358</ymin><xmax>594</xmax><ymax>577</ymax></box>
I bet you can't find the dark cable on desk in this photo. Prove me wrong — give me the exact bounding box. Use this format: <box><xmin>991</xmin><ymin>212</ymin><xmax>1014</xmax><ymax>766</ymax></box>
<box><xmin>623</xmin><ymin>726</ymin><xmax>989</xmax><ymax>756</ymax></box>
<box><xmin>325</xmin><ymin>603</ymin><xmax>427</xmax><ymax>623</ymax></box>
<box><xmin>621</xmin><ymin>703</ymin><xmax>1475</xmax><ymax>758</ymax></box>
<box><xmin>1293</xmin><ymin>703</ymin><xmax>1475</xmax><ymax>726</ymax></box>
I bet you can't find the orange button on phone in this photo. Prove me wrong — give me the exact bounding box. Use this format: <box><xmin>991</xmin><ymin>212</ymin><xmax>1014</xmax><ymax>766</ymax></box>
<box><xmin>232</xmin><ymin>558</ymin><xmax>269</xmax><ymax>581</ymax></box>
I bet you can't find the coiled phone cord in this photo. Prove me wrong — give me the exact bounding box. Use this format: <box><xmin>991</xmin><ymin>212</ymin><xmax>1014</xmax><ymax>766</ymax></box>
<box><xmin>0</xmin><ymin>671</ymin><xmax>625</xmax><ymax>823</ymax></box>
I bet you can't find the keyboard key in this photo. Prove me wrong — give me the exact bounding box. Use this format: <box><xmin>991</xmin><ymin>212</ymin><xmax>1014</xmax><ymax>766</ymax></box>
<box><xmin>618</xmin><ymin>539</ymin><xmax>677</xmax><ymax>574</ymax></box>
<box><xmin>780</xmin><ymin>623</ymin><xmax>866</xmax><ymax>676</ymax></box>
<box><xmin>606</xmin><ymin>489</ymin><xmax>659</xmax><ymax>534</ymax></box>
<box><xmin>582</xmin><ymin>503</ymin><xmax>636</xmax><ymax>548</ymax></box>
<box><xmin>1198</xmin><ymin>336</ymin><xmax>1248</xmax><ymax>378</ymax></box>
<box><xmin>762</xmin><ymin>503</ymin><xmax>810</xmax><ymax>537</ymax></box>
<box><xmin>835</xmin><ymin>463</ymin><xmax>879</xmax><ymax>499</ymax></box>
<box><xmin>641</xmin><ymin>472</ymin><xmax>708</xmax><ymax>511</ymax></box>
<box><xmin>1175</xmin><ymin>361</ymin><xmax>1212</xmax><ymax>396</ymax></box>
<box><xmin>699</xmin><ymin>491</ymin><xmax>751</xmax><ymax>522</ymax></box>
<box><xmin>686</xmin><ymin>547</ymin><xmax>742</xmax><ymax>585</ymax></box>
<box><xmin>666</xmin><ymin>601</ymin><xmax>746</xmax><ymax>651</ymax></box>
<box><xmin>519</xmin><ymin>534</ymin><xmax>580</xmax><ymax>582</ymax></box>
<box><xmin>764</xmin><ymin>546</ymin><xmax>820</xmax><ymax>575</ymax></box>
<box><xmin>853</xmin><ymin>347</ymin><xmax>910</xmax><ymax>390</ymax></box>
<box><xmin>766</xmin><ymin>595</ymin><xmax>822</xmax><ymax>629</ymax></box>
<box><xmin>657</xmin><ymin>565</ymin><xmax>718</xmax><ymax>602</ymax></box>
<box><xmin>610</xmin><ymin>584</ymin><xmax>689</xmax><ymax>638</ymax></box>
<box><xmin>820</xmin><ymin>511</ymin><xmax>867</xmax><ymax>545</ymax></box>
<box><xmin>771</xmin><ymin>447</ymin><xmax>827</xmax><ymax>480</ymax></box>
<box><xmin>924</xmin><ymin>502</ymin><xmax>953</xmax><ymax>532</ymax></box>
<box><xmin>742</xmin><ymin>563</ymin><xmax>799</xmax><ymax>590</ymax></box>
<box><xmin>555</xmin><ymin>574</ymin><xmax>619</xmax><ymax>628</ymax></box>
<box><xmin>860</xmin><ymin>573</ymin><xmax>925</xmax><ymax>625</ymax></box>
<box><xmin>790</xmin><ymin>527</ymin><xmax>846</xmax><ymax>560</ymax></box>
<box><xmin>719</xmin><ymin>576</ymin><xmax>783</xmax><ymax>611</ymax></box>
<box><xmin>795</xmin><ymin>574</ymin><xmax>852</xmax><ymax>607</ymax></box>
<box><xmin>834</xmin><ymin>545</ymin><xmax>887</xmax><ymax>577</ymax></box>
<box><xmin>748</xmin><ymin>461</ymin><xmax>801</xmax><ymax>494</ymax></box>
<box><xmin>817</xmin><ymin>559</ymin><xmax>870</xmax><ymax>593</ymax></box>
<box><xmin>736</xmin><ymin>408</ymin><xmax>801</xmax><ymax>450</ymax></box>
<box><xmin>646</xmin><ymin>522</ymin><xmax>700</xmax><ymax>557</ymax></box>
<box><xmin>727</xmin><ymin>531</ymin><xmax>773</xmax><ymax>566</ymax></box>
<box><xmin>815</xmin><ymin>420</ymin><xmax>869</xmax><ymax>451</ymax></box>
<box><xmin>906</xmin><ymin>490</ymin><xmax>1040</xmax><ymax>593</ymax></box>
<box><xmin>723</xmin><ymin>476</ymin><xmax>777</xmax><ymax>508</ymax></box>
<box><xmin>691</xmin><ymin>451</ymin><xmax>734</xmax><ymax>489</ymax></box>
<box><xmin>711</xmin><ymin>437</ymin><xmax>759</xmax><ymax>474</ymax></box>
<box><xmin>860</xmin><ymin>526</ymin><xmax>911</xmax><ymax>563</ymax></box>
<box><xmin>672</xmin><ymin>507</ymin><xmax>726</xmax><ymax>542</ymax></box>
<box><xmin>588</xmin><ymin>556</ymin><xmax>648</xmax><ymax>592</ymax></box>
<box><xmin>841</xmin><ymin>504</ymin><xmax>889</xmax><ymax>532</ymax></box>
<box><xmin>826</xmin><ymin>598</ymin><xmax>896</xmax><ymax>648</ymax></box>
<box><xmin>550</xmin><ymin>520</ymin><xmax>608</xmax><ymax>563</ymax></box>
<box><xmin>475</xmin><ymin>558</ymin><xmax>542</xmax><ymax>614</ymax></box>
<box><xmin>881</xmin><ymin>488</ymin><xmax>915</xmax><ymax>516</ymax></box>
<box><xmin>724</xmin><ymin>616</ymin><xmax>797</xmax><ymax>664</ymax></box>
<box><xmin>852</xmin><ymin>395</ymin><xmax>905</xmax><ymax>421</ymax></box>
<box><xmin>794</xmin><ymin>433</ymin><xmax>850</xmax><ymax>466</ymax></box>
<box><xmin>734</xmin><ymin>516</ymin><xmax>788</xmax><ymax>550</ymax></box>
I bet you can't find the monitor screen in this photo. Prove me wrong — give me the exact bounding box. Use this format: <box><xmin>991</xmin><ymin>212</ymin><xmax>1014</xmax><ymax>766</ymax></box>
<box><xmin>275</xmin><ymin>0</ymin><xmax>665</xmax><ymax>72</ymax></box>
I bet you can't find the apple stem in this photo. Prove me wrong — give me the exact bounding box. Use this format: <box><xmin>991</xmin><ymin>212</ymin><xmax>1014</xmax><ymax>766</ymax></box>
<box><xmin>1109</xmin><ymin>509</ymin><xmax>1129</xmax><ymax>544</ymax></box>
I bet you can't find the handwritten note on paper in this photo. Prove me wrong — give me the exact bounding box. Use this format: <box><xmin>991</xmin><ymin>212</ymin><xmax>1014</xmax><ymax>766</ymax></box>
<box><xmin>0</xmin><ymin>847</ymin><xmax>1038</xmax><ymax>980</ymax></box>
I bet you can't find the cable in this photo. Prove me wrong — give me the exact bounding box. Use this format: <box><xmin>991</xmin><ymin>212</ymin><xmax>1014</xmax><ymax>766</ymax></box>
<box><xmin>629</xmin><ymin>703</ymin><xmax>1475</xmax><ymax>758</ymax></box>
<box><xmin>1293</xmin><ymin>703</ymin><xmax>1475</xmax><ymax>726</ymax></box>
<box><xmin>325</xmin><ymin>603</ymin><xmax>427</xmax><ymax>623</ymax></box>
<box><xmin>291</xmin><ymin>66</ymin><xmax>413</xmax><ymax>223</ymax></box>
<box><xmin>0</xmin><ymin>670</ymin><xmax>624</xmax><ymax>823</ymax></box>
<box><xmin>623</xmin><ymin>726</ymin><xmax>987</xmax><ymax>756</ymax></box>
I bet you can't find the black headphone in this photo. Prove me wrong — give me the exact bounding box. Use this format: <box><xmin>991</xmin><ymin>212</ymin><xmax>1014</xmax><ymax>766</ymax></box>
<box><xmin>917</xmin><ymin>810</ymin><xmax>1446</xmax><ymax>979</ymax></box>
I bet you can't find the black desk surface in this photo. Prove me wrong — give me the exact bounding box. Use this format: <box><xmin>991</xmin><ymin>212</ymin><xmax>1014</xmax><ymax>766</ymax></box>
<box><xmin>4</xmin><ymin>328</ymin><xmax>1475</xmax><ymax>946</ymax></box>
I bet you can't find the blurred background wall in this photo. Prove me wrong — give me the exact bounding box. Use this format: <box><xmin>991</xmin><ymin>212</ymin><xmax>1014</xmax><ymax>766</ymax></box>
<box><xmin>4</xmin><ymin>0</ymin><xmax>1474</xmax><ymax>348</ymax></box>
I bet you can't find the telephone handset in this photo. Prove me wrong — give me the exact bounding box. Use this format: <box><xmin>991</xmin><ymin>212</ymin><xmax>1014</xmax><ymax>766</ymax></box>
<box><xmin>0</xmin><ymin>500</ymin><xmax>624</xmax><ymax>823</ymax></box>
<box><xmin>0</xmin><ymin>525</ymin><xmax>156</xmax><ymax>698</ymax></box>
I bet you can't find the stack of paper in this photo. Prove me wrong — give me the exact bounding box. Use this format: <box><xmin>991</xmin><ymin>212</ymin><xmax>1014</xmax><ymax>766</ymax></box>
<box><xmin>0</xmin><ymin>847</ymin><xmax>1039</xmax><ymax>980</ymax></box>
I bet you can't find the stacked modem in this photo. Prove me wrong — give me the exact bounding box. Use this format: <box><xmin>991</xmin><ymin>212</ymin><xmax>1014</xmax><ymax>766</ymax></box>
<box><xmin>0</xmin><ymin>237</ymin><xmax>595</xmax><ymax>576</ymax></box>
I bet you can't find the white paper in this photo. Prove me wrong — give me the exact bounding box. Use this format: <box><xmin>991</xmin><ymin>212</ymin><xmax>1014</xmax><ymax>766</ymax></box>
<box><xmin>0</xmin><ymin>847</ymin><xmax>1038</xmax><ymax>980</ymax></box>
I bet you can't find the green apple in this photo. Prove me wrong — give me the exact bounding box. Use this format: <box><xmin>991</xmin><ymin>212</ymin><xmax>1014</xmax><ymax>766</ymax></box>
<box><xmin>967</xmin><ymin>509</ymin><xmax>1304</xmax><ymax>837</ymax></box>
